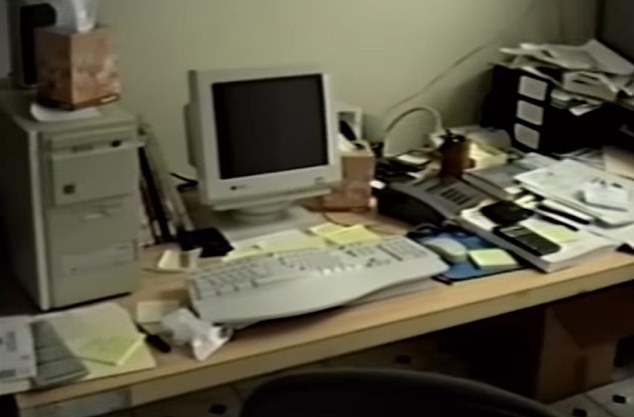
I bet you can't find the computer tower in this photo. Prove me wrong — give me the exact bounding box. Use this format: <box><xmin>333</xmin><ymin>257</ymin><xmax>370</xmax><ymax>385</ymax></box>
<box><xmin>0</xmin><ymin>88</ymin><xmax>141</xmax><ymax>310</ymax></box>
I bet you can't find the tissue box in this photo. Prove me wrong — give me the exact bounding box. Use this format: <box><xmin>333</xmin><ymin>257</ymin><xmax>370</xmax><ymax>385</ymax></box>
<box><xmin>35</xmin><ymin>27</ymin><xmax>121</xmax><ymax>110</ymax></box>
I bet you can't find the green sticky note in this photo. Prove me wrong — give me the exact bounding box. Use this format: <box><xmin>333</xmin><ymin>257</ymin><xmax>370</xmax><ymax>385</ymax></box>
<box><xmin>469</xmin><ymin>249</ymin><xmax>518</xmax><ymax>270</ymax></box>
<box><xmin>532</xmin><ymin>225</ymin><xmax>580</xmax><ymax>245</ymax></box>
<box><xmin>74</xmin><ymin>335</ymin><xmax>145</xmax><ymax>366</ymax></box>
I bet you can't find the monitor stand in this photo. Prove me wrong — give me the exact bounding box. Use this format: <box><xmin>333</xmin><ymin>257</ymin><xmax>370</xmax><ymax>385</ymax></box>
<box><xmin>207</xmin><ymin>204</ymin><xmax>324</xmax><ymax>242</ymax></box>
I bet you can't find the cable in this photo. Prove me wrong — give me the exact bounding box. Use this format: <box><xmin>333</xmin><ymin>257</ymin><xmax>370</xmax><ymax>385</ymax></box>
<box><xmin>383</xmin><ymin>0</ymin><xmax>543</xmax><ymax>116</ymax></box>
<box><xmin>171</xmin><ymin>172</ymin><xmax>198</xmax><ymax>185</ymax></box>
<box><xmin>383</xmin><ymin>106</ymin><xmax>444</xmax><ymax>153</ymax></box>
<box><xmin>385</xmin><ymin>106</ymin><xmax>443</xmax><ymax>135</ymax></box>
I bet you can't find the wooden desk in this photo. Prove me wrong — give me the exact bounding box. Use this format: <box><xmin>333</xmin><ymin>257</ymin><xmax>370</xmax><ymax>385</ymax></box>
<box><xmin>13</xmin><ymin>243</ymin><xmax>634</xmax><ymax>416</ymax></box>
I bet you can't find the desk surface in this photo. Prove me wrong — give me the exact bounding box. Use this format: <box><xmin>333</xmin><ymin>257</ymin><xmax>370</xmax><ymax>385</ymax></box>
<box><xmin>14</xmin><ymin>236</ymin><xmax>634</xmax><ymax>414</ymax></box>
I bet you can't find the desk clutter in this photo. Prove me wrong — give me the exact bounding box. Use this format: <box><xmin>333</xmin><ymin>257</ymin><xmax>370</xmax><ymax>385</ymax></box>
<box><xmin>3</xmin><ymin>21</ymin><xmax>634</xmax><ymax>407</ymax></box>
<box><xmin>0</xmin><ymin>304</ymin><xmax>156</xmax><ymax>396</ymax></box>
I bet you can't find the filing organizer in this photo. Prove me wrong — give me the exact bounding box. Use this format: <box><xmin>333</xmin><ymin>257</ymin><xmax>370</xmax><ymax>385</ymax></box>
<box><xmin>0</xmin><ymin>88</ymin><xmax>141</xmax><ymax>310</ymax></box>
<box><xmin>482</xmin><ymin>64</ymin><xmax>621</xmax><ymax>154</ymax></box>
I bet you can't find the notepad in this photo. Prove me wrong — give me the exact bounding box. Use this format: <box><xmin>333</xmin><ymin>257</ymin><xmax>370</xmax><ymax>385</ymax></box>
<box><xmin>74</xmin><ymin>335</ymin><xmax>145</xmax><ymax>366</ymax></box>
<box><xmin>323</xmin><ymin>225</ymin><xmax>381</xmax><ymax>245</ymax></box>
<box><xmin>42</xmin><ymin>303</ymin><xmax>156</xmax><ymax>381</ymax></box>
<box><xmin>469</xmin><ymin>249</ymin><xmax>519</xmax><ymax>270</ymax></box>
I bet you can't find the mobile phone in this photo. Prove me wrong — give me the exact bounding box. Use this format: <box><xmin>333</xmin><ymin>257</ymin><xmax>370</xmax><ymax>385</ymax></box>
<box><xmin>493</xmin><ymin>224</ymin><xmax>561</xmax><ymax>256</ymax></box>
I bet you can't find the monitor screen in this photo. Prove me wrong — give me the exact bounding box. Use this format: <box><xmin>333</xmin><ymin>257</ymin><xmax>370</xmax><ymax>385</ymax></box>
<box><xmin>212</xmin><ymin>74</ymin><xmax>329</xmax><ymax>180</ymax></box>
<box><xmin>599</xmin><ymin>0</ymin><xmax>634</xmax><ymax>62</ymax></box>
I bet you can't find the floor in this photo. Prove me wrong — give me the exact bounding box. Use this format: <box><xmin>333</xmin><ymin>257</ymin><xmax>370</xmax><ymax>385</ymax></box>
<box><xmin>552</xmin><ymin>377</ymin><xmax>634</xmax><ymax>417</ymax></box>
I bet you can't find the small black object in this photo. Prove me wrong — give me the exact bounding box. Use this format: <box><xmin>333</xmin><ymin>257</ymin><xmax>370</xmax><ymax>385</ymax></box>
<box><xmin>339</xmin><ymin>120</ymin><xmax>357</xmax><ymax>142</ymax></box>
<box><xmin>571</xmin><ymin>408</ymin><xmax>587</xmax><ymax>417</ymax></box>
<box><xmin>395</xmin><ymin>355</ymin><xmax>413</xmax><ymax>365</ymax></box>
<box><xmin>481</xmin><ymin>202</ymin><xmax>533</xmax><ymax>226</ymax></box>
<box><xmin>177</xmin><ymin>227</ymin><xmax>234</xmax><ymax>258</ymax></box>
<box><xmin>537</xmin><ymin>204</ymin><xmax>592</xmax><ymax>226</ymax></box>
<box><xmin>136</xmin><ymin>324</ymin><xmax>172</xmax><ymax>354</ymax></box>
<box><xmin>376</xmin><ymin>177</ymin><xmax>488</xmax><ymax>226</ymax></box>
<box><xmin>613</xmin><ymin>394</ymin><xmax>628</xmax><ymax>404</ymax></box>
<box><xmin>209</xmin><ymin>404</ymin><xmax>228</xmax><ymax>415</ymax></box>
<box><xmin>144</xmin><ymin>334</ymin><xmax>172</xmax><ymax>354</ymax></box>
<box><xmin>494</xmin><ymin>224</ymin><xmax>561</xmax><ymax>257</ymax></box>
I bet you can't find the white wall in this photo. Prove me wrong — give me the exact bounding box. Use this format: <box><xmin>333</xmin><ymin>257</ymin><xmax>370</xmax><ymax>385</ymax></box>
<box><xmin>0</xmin><ymin>0</ymin><xmax>597</xmax><ymax>172</ymax></box>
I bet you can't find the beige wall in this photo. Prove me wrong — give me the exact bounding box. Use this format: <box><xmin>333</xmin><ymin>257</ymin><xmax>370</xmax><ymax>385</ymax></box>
<box><xmin>2</xmin><ymin>0</ymin><xmax>597</xmax><ymax>172</ymax></box>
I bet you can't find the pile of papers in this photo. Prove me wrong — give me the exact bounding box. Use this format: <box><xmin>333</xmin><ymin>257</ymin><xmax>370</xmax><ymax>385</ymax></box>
<box><xmin>0</xmin><ymin>303</ymin><xmax>156</xmax><ymax>396</ymax></box>
<box><xmin>460</xmin><ymin>209</ymin><xmax>618</xmax><ymax>273</ymax></box>
<box><xmin>461</xmin><ymin>156</ymin><xmax>634</xmax><ymax>272</ymax></box>
<box><xmin>502</xmin><ymin>39</ymin><xmax>634</xmax><ymax>113</ymax></box>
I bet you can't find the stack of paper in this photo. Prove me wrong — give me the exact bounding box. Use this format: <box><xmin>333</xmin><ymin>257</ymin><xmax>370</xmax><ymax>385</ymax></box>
<box><xmin>501</xmin><ymin>39</ymin><xmax>634</xmax><ymax>103</ymax></box>
<box><xmin>0</xmin><ymin>316</ymin><xmax>36</xmax><ymax>396</ymax></box>
<box><xmin>459</xmin><ymin>209</ymin><xmax>618</xmax><ymax>272</ymax></box>
<box><xmin>516</xmin><ymin>159</ymin><xmax>634</xmax><ymax>227</ymax></box>
<box><xmin>44</xmin><ymin>303</ymin><xmax>156</xmax><ymax>381</ymax></box>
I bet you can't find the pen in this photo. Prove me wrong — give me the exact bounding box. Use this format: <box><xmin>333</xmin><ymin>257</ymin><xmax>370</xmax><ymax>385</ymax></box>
<box><xmin>537</xmin><ymin>204</ymin><xmax>591</xmax><ymax>226</ymax></box>
<box><xmin>536</xmin><ymin>211</ymin><xmax>579</xmax><ymax>231</ymax></box>
<box><xmin>136</xmin><ymin>323</ymin><xmax>172</xmax><ymax>353</ymax></box>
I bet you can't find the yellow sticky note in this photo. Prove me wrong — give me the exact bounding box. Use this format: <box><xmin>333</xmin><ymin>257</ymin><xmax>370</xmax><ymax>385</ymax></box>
<box><xmin>258</xmin><ymin>236</ymin><xmax>328</xmax><ymax>252</ymax></box>
<box><xmin>469</xmin><ymin>249</ymin><xmax>518</xmax><ymax>269</ymax></box>
<box><xmin>325</xmin><ymin>225</ymin><xmax>381</xmax><ymax>245</ymax></box>
<box><xmin>309</xmin><ymin>223</ymin><xmax>347</xmax><ymax>237</ymax></box>
<box><xmin>532</xmin><ymin>226</ymin><xmax>580</xmax><ymax>245</ymax></box>
<box><xmin>74</xmin><ymin>335</ymin><xmax>145</xmax><ymax>366</ymax></box>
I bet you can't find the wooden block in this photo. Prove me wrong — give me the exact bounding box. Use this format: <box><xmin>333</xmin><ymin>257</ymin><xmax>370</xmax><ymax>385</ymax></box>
<box><xmin>35</xmin><ymin>27</ymin><xmax>121</xmax><ymax>110</ymax></box>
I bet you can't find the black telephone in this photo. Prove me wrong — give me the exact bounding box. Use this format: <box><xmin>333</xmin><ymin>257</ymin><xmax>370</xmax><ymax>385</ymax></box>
<box><xmin>377</xmin><ymin>177</ymin><xmax>489</xmax><ymax>225</ymax></box>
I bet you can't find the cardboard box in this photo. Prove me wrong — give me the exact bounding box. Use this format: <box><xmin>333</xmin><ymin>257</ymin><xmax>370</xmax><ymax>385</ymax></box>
<box><xmin>535</xmin><ymin>284</ymin><xmax>634</xmax><ymax>402</ymax></box>
<box><xmin>318</xmin><ymin>148</ymin><xmax>375</xmax><ymax>211</ymax></box>
<box><xmin>35</xmin><ymin>27</ymin><xmax>121</xmax><ymax>110</ymax></box>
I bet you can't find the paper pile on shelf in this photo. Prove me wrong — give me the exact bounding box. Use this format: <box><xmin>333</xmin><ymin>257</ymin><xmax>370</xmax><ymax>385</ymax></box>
<box><xmin>501</xmin><ymin>39</ymin><xmax>634</xmax><ymax>113</ymax></box>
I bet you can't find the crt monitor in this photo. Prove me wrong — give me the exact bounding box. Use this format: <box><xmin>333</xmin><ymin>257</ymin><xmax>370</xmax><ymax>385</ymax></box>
<box><xmin>186</xmin><ymin>66</ymin><xmax>341</xmax><ymax>235</ymax></box>
<box><xmin>599</xmin><ymin>0</ymin><xmax>634</xmax><ymax>62</ymax></box>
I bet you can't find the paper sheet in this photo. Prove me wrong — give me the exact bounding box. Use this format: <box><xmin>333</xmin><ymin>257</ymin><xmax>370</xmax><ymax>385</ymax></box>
<box><xmin>516</xmin><ymin>159</ymin><xmax>634</xmax><ymax>226</ymax></box>
<box><xmin>136</xmin><ymin>301</ymin><xmax>181</xmax><ymax>324</ymax></box>
<box><xmin>323</xmin><ymin>225</ymin><xmax>381</xmax><ymax>245</ymax></box>
<box><xmin>309</xmin><ymin>223</ymin><xmax>348</xmax><ymax>237</ymax></box>
<box><xmin>0</xmin><ymin>316</ymin><xmax>36</xmax><ymax>382</ymax></box>
<box><xmin>42</xmin><ymin>303</ymin><xmax>156</xmax><ymax>381</ymax></box>
<box><xmin>502</xmin><ymin>39</ymin><xmax>634</xmax><ymax>75</ymax></box>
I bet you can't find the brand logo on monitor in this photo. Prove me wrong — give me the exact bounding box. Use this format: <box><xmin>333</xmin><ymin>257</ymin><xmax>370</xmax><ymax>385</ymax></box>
<box><xmin>230</xmin><ymin>185</ymin><xmax>247</xmax><ymax>191</ymax></box>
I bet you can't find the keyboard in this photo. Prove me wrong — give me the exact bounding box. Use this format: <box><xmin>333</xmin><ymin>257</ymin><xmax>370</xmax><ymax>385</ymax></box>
<box><xmin>188</xmin><ymin>236</ymin><xmax>448</xmax><ymax>324</ymax></box>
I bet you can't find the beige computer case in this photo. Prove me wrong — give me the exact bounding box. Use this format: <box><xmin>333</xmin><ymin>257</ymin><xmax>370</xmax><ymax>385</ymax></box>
<box><xmin>0</xmin><ymin>87</ymin><xmax>141</xmax><ymax>310</ymax></box>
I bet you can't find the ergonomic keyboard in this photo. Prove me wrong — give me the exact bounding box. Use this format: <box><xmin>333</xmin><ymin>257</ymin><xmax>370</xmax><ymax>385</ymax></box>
<box><xmin>188</xmin><ymin>236</ymin><xmax>448</xmax><ymax>324</ymax></box>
